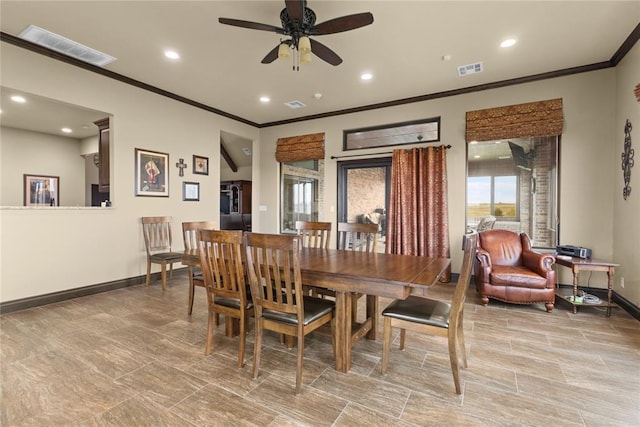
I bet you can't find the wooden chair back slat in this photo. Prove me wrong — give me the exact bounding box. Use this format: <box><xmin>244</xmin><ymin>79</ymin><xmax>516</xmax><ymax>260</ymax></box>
<box><xmin>337</xmin><ymin>222</ymin><xmax>378</xmax><ymax>252</ymax></box>
<box><xmin>198</xmin><ymin>230</ymin><xmax>246</xmax><ymax>299</ymax></box>
<box><xmin>142</xmin><ymin>216</ymin><xmax>174</xmax><ymax>255</ymax></box>
<box><xmin>294</xmin><ymin>221</ymin><xmax>331</xmax><ymax>249</ymax></box>
<box><xmin>245</xmin><ymin>233</ymin><xmax>301</xmax><ymax>317</ymax></box>
<box><xmin>182</xmin><ymin>221</ymin><xmax>217</xmax><ymax>250</ymax></box>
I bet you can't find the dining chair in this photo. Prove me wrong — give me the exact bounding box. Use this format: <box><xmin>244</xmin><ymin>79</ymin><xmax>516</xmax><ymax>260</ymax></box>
<box><xmin>295</xmin><ymin>221</ymin><xmax>332</xmax><ymax>300</ymax></box>
<box><xmin>337</xmin><ymin>222</ymin><xmax>379</xmax><ymax>322</ymax></box>
<box><xmin>244</xmin><ymin>232</ymin><xmax>335</xmax><ymax>394</ymax></box>
<box><xmin>182</xmin><ymin>220</ymin><xmax>217</xmax><ymax>315</ymax></box>
<box><xmin>294</xmin><ymin>220</ymin><xmax>331</xmax><ymax>249</ymax></box>
<box><xmin>198</xmin><ymin>229</ymin><xmax>253</xmax><ymax>368</ymax></box>
<box><xmin>381</xmin><ymin>232</ymin><xmax>477</xmax><ymax>394</ymax></box>
<box><xmin>141</xmin><ymin>216</ymin><xmax>184</xmax><ymax>290</ymax></box>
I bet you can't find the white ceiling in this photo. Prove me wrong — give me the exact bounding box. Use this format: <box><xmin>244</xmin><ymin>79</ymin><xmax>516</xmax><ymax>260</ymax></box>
<box><xmin>1</xmin><ymin>1</ymin><xmax>638</xmax><ymax>129</ymax></box>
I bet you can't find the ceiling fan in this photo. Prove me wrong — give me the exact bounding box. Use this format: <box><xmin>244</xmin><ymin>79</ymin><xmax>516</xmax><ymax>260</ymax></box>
<box><xmin>218</xmin><ymin>0</ymin><xmax>374</xmax><ymax>70</ymax></box>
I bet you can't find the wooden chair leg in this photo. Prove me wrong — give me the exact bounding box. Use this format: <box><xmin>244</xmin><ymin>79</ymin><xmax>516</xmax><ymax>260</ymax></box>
<box><xmin>205</xmin><ymin>309</ymin><xmax>215</xmax><ymax>356</ymax></box>
<box><xmin>252</xmin><ymin>320</ymin><xmax>263</xmax><ymax>380</ymax></box>
<box><xmin>145</xmin><ymin>259</ymin><xmax>152</xmax><ymax>286</ymax></box>
<box><xmin>162</xmin><ymin>263</ymin><xmax>169</xmax><ymax>290</ymax></box>
<box><xmin>448</xmin><ymin>332</ymin><xmax>462</xmax><ymax>394</ymax></box>
<box><xmin>238</xmin><ymin>313</ymin><xmax>247</xmax><ymax>368</ymax></box>
<box><xmin>187</xmin><ymin>268</ymin><xmax>195</xmax><ymax>315</ymax></box>
<box><xmin>458</xmin><ymin>318</ymin><xmax>468</xmax><ymax>368</ymax></box>
<box><xmin>399</xmin><ymin>328</ymin><xmax>406</xmax><ymax>350</ymax></box>
<box><xmin>381</xmin><ymin>316</ymin><xmax>392</xmax><ymax>374</ymax></box>
<box><xmin>295</xmin><ymin>332</ymin><xmax>304</xmax><ymax>394</ymax></box>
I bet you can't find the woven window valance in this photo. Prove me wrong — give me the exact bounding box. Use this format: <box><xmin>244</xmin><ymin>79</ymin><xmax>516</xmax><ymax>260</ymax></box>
<box><xmin>275</xmin><ymin>132</ymin><xmax>325</xmax><ymax>162</ymax></box>
<box><xmin>465</xmin><ymin>98</ymin><xmax>563</xmax><ymax>143</ymax></box>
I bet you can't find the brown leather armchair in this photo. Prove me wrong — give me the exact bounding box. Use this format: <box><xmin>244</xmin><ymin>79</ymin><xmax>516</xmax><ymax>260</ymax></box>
<box><xmin>475</xmin><ymin>229</ymin><xmax>556</xmax><ymax>312</ymax></box>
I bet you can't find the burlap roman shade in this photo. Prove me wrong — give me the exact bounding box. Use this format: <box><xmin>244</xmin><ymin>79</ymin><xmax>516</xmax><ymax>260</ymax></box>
<box><xmin>465</xmin><ymin>98</ymin><xmax>563</xmax><ymax>143</ymax></box>
<box><xmin>275</xmin><ymin>132</ymin><xmax>325</xmax><ymax>162</ymax></box>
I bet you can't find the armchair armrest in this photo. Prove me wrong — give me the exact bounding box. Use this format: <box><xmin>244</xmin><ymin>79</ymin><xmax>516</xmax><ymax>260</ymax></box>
<box><xmin>522</xmin><ymin>251</ymin><xmax>555</xmax><ymax>277</ymax></box>
<box><xmin>476</xmin><ymin>248</ymin><xmax>492</xmax><ymax>269</ymax></box>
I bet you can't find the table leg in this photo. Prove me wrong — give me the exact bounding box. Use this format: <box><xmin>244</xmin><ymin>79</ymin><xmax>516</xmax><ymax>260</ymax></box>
<box><xmin>606</xmin><ymin>267</ymin><xmax>614</xmax><ymax>317</ymax></box>
<box><xmin>365</xmin><ymin>295</ymin><xmax>378</xmax><ymax>340</ymax></box>
<box><xmin>572</xmin><ymin>268</ymin><xmax>579</xmax><ymax>314</ymax></box>
<box><xmin>334</xmin><ymin>290</ymin><xmax>351</xmax><ymax>373</ymax></box>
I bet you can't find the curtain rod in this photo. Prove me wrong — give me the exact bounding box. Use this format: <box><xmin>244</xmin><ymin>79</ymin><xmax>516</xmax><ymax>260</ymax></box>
<box><xmin>330</xmin><ymin>144</ymin><xmax>452</xmax><ymax>160</ymax></box>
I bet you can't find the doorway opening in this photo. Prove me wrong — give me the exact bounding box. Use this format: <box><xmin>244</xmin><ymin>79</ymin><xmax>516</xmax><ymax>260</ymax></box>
<box><xmin>337</xmin><ymin>158</ymin><xmax>391</xmax><ymax>253</ymax></box>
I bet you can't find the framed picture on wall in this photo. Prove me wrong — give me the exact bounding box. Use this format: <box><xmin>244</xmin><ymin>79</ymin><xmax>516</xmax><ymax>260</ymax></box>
<box><xmin>135</xmin><ymin>148</ymin><xmax>169</xmax><ymax>197</ymax></box>
<box><xmin>24</xmin><ymin>174</ymin><xmax>59</xmax><ymax>206</ymax></box>
<box><xmin>183</xmin><ymin>181</ymin><xmax>200</xmax><ymax>201</ymax></box>
<box><xmin>193</xmin><ymin>155</ymin><xmax>209</xmax><ymax>175</ymax></box>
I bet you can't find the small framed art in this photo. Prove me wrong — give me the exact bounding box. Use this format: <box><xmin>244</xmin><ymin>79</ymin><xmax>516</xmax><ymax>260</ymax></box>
<box><xmin>135</xmin><ymin>148</ymin><xmax>169</xmax><ymax>197</ymax></box>
<box><xmin>183</xmin><ymin>181</ymin><xmax>200</xmax><ymax>201</ymax></box>
<box><xmin>193</xmin><ymin>155</ymin><xmax>209</xmax><ymax>175</ymax></box>
<box><xmin>24</xmin><ymin>174</ymin><xmax>59</xmax><ymax>206</ymax></box>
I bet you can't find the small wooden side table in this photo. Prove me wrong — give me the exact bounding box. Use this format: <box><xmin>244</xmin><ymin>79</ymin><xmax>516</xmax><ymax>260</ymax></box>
<box><xmin>554</xmin><ymin>256</ymin><xmax>619</xmax><ymax>316</ymax></box>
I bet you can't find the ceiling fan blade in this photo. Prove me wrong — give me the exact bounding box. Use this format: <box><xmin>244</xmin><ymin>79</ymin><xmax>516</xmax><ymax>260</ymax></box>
<box><xmin>218</xmin><ymin>17</ymin><xmax>285</xmax><ymax>34</ymax></box>
<box><xmin>285</xmin><ymin>0</ymin><xmax>304</xmax><ymax>24</ymax></box>
<box><xmin>310</xmin><ymin>12</ymin><xmax>374</xmax><ymax>35</ymax></box>
<box><xmin>310</xmin><ymin>38</ymin><xmax>342</xmax><ymax>66</ymax></box>
<box><xmin>261</xmin><ymin>44</ymin><xmax>281</xmax><ymax>64</ymax></box>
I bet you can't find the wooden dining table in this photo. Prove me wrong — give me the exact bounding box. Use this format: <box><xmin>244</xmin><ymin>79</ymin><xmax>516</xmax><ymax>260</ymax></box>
<box><xmin>183</xmin><ymin>245</ymin><xmax>450</xmax><ymax>373</ymax></box>
<box><xmin>298</xmin><ymin>247</ymin><xmax>450</xmax><ymax>373</ymax></box>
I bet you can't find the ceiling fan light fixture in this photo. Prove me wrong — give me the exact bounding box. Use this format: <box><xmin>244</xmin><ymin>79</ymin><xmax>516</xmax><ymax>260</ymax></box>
<box><xmin>298</xmin><ymin>36</ymin><xmax>311</xmax><ymax>54</ymax></box>
<box><xmin>278</xmin><ymin>42</ymin><xmax>290</xmax><ymax>59</ymax></box>
<box><xmin>300</xmin><ymin>51</ymin><xmax>312</xmax><ymax>65</ymax></box>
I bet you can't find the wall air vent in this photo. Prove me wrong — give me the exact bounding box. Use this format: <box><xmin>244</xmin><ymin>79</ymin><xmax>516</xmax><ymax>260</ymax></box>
<box><xmin>18</xmin><ymin>25</ymin><xmax>116</xmax><ymax>67</ymax></box>
<box><xmin>284</xmin><ymin>100</ymin><xmax>306</xmax><ymax>109</ymax></box>
<box><xmin>457</xmin><ymin>62</ymin><xmax>483</xmax><ymax>77</ymax></box>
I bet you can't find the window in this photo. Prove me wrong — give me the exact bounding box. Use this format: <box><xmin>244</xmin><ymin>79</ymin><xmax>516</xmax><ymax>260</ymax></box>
<box><xmin>468</xmin><ymin>175</ymin><xmax>518</xmax><ymax>220</ymax></box>
<box><xmin>467</xmin><ymin>136</ymin><xmax>559</xmax><ymax>249</ymax></box>
<box><xmin>280</xmin><ymin>160</ymin><xmax>324</xmax><ymax>233</ymax></box>
<box><xmin>344</xmin><ymin>117</ymin><xmax>440</xmax><ymax>151</ymax></box>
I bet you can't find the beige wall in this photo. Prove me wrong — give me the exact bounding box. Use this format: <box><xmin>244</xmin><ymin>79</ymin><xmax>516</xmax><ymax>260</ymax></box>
<box><xmin>613</xmin><ymin>42</ymin><xmax>640</xmax><ymax>307</ymax></box>
<box><xmin>257</xmin><ymin>69</ymin><xmax>621</xmax><ymax>285</ymax></box>
<box><xmin>0</xmin><ymin>44</ymin><xmax>259</xmax><ymax>302</ymax></box>
<box><xmin>1</xmin><ymin>127</ymin><xmax>87</xmax><ymax>206</ymax></box>
<box><xmin>1</xmin><ymin>41</ymin><xmax>638</xmax><ymax>309</ymax></box>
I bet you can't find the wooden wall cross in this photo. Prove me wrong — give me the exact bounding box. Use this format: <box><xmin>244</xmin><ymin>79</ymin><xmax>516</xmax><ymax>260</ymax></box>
<box><xmin>176</xmin><ymin>158</ymin><xmax>187</xmax><ymax>177</ymax></box>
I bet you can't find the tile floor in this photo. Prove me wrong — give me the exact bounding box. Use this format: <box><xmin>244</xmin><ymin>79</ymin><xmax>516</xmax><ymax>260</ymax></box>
<box><xmin>1</xmin><ymin>274</ymin><xmax>639</xmax><ymax>426</ymax></box>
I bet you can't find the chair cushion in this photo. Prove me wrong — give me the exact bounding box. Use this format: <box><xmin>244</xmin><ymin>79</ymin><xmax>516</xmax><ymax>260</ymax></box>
<box><xmin>262</xmin><ymin>296</ymin><xmax>334</xmax><ymax>326</ymax></box>
<box><xmin>382</xmin><ymin>296</ymin><xmax>451</xmax><ymax>328</ymax></box>
<box><xmin>150</xmin><ymin>251</ymin><xmax>183</xmax><ymax>262</ymax></box>
<box><xmin>214</xmin><ymin>297</ymin><xmax>253</xmax><ymax>310</ymax></box>
<box><xmin>490</xmin><ymin>265</ymin><xmax>547</xmax><ymax>288</ymax></box>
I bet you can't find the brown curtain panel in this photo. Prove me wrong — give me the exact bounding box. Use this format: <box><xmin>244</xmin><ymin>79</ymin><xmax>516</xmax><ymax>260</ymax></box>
<box><xmin>387</xmin><ymin>146</ymin><xmax>451</xmax><ymax>282</ymax></box>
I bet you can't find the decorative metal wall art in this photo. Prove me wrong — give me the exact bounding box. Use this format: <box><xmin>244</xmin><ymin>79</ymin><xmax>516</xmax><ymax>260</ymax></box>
<box><xmin>621</xmin><ymin>119</ymin><xmax>634</xmax><ymax>200</ymax></box>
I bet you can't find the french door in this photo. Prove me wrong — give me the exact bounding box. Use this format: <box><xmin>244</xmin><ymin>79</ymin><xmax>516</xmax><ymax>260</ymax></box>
<box><xmin>337</xmin><ymin>158</ymin><xmax>392</xmax><ymax>252</ymax></box>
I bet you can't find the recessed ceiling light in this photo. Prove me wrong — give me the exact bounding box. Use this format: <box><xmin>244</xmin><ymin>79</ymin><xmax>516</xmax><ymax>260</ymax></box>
<box><xmin>61</xmin><ymin>127</ymin><xmax>72</xmax><ymax>134</ymax></box>
<box><xmin>360</xmin><ymin>72</ymin><xmax>373</xmax><ymax>81</ymax></box>
<box><xmin>164</xmin><ymin>50</ymin><xmax>180</xmax><ymax>60</ymax></box>
<box><xmin>11</xmin><ymin>95</ymin><xmax>26</xmax><ymax>103</ymax></box>
<box><xmin>259</xmin><ymin>96</ymin><xmax>270</xmax><ymax>103</ymax></box>
<box><xmin>500</xmin><ymin>38</ymin><xmax>517</xmax><ymax>48</ymax></box>
<box><xmin>474</xmin><ymin>155</ymin><xmax>481</xmax><ymax>159</ymax></box>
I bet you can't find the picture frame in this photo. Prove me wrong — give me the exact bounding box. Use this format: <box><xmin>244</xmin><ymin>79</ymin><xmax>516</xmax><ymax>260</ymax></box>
<box><xmin>183</xmin><ymin>181</ymin><xmax>200</xmax><ymax>201</ymax></box>
<box><xmin>24</xmin><ymin>174</ymin><xmax>59</xmax><ymax>206</ymax></box>
<box><xmin>135</xmin><ymin>148</ymin><xmax>169</xmax><ymax>197</ymax></box>
<box><xmin>193</xmin><ymin>155</ymin><xmax>209</xmax><ymax>175</ymax></box>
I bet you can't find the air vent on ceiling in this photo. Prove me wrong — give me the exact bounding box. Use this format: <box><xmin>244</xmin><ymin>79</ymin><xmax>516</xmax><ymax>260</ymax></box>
<box><xmin>457</xmin><ymin>62</ymin><xmax>483</xmax><ymax>77</ymax></box>
<box><xmin>284</xmin><ymin>100</ymin><xmax>307</xmax><ymax>109</ymax></box>
<box><xmin>19</xmin><ymin>25</ymin><xmax>116</xmax><ymax>67</ymax></box>
<box><xmin>242</xmin><ymin>147</ymin><xmax>252</xmax><ymax>156</ymax></box>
